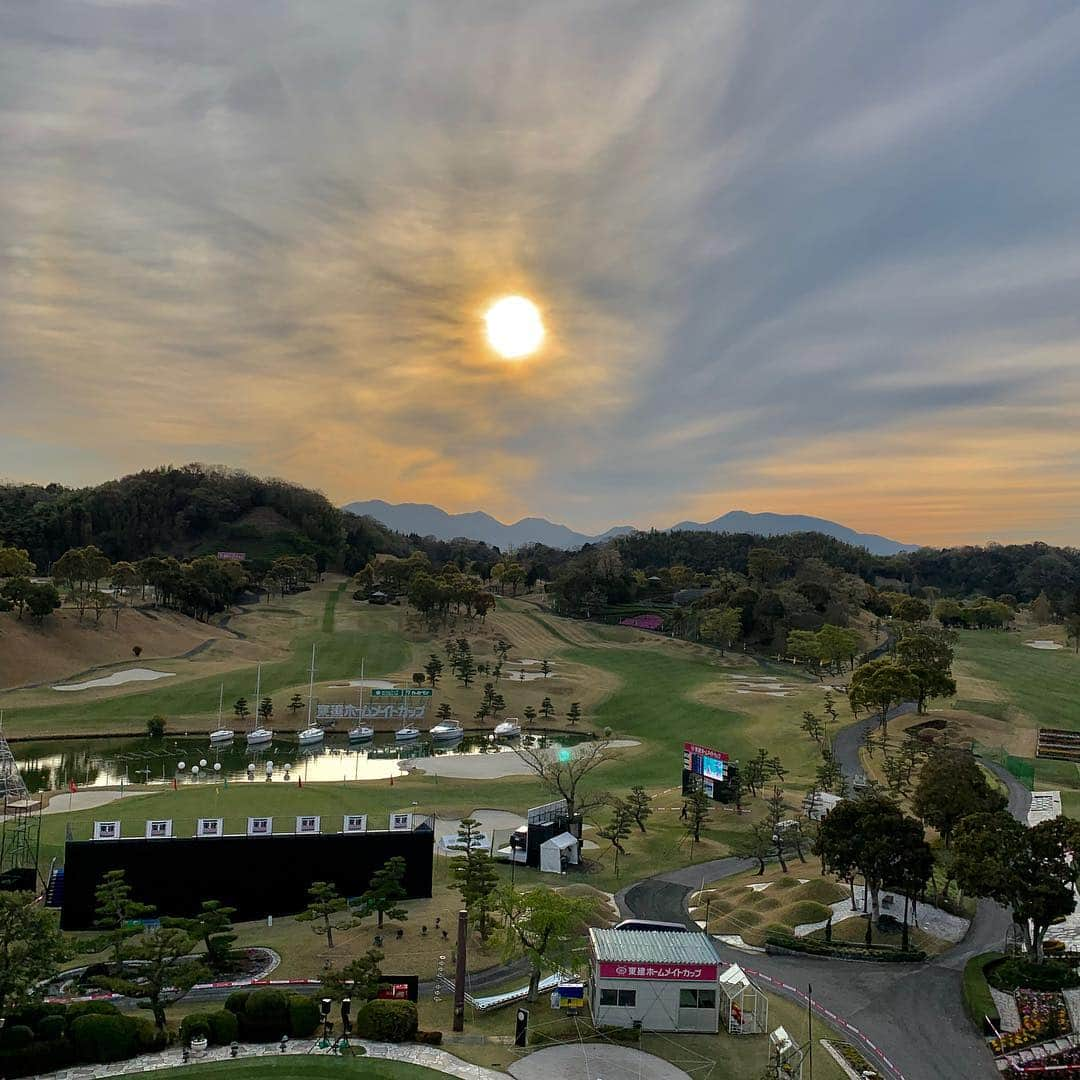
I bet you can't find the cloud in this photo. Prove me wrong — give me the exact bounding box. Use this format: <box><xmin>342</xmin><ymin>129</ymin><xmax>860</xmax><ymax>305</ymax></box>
<box><xmin>2</xmin><ymin>1</ymin><xmax>1080</xmax><ymax>545</ymax></box>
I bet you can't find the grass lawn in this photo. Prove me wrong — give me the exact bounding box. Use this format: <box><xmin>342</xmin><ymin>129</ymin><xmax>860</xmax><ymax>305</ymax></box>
<box><xmin>143</xmin><ymin>1060</ymin><xmax>451</xmax><ymax>1079</ymax></box>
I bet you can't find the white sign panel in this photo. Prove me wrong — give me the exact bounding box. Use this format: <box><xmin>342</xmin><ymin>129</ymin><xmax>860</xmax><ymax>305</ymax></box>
<box><xmin>196</xmin><ymin>818</ymin><xmax>224</xmax><ymax>838</ymax></box>
<box><xmin>389</xmin><ymin>813</ymin><xmax>413</xmax><ymax>832</ymax></box>
<box><xmin>247</xmin><ymin>816</ymin><xmax>272</xmax><ymax>837</ymax></box>
<box><xmin>145</xmin><ymin>819</ymin><xmax>173</xmax><ymax>839</ymax></box>
<box><xmin>317</xmin><ymin>703</ymin><xmax>427</xmax><ymax>722</ymax></box>
<box><xmin>93</xmin><ymin>820</ymin><xmax>121</xmax><ymax>840</ymax></box>
<box><xmin>295</xmin><ymin>815</ymin><xmax>320</xmax><ymax>835</ymax></box>
<box><xmin>342</xmin><ymin>814</ymin><xmax>368</xmax><ymax>834</ymax></box>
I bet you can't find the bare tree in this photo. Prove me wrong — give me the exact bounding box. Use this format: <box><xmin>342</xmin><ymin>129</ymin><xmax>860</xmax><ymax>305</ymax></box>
<box><xmin>511</xmin><ymin>739</ymin><xmax>615</xmax><ymax>821</ymax></box>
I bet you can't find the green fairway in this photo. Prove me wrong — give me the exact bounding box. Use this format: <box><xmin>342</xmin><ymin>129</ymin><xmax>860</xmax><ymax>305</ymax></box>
<box><xmin>953</xmin><ymin>628</ymin><xmax>1079</xmax><ymax>732</ymax></box>
<box><xmin>142</xmin><ymin>1058</ymin><xmax>453</xmax><ymax>1079</ymax></box>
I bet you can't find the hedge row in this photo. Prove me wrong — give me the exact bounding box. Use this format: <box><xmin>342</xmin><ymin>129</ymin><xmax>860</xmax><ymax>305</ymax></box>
<box><xmin>962</xmin><ymin>952</ymin><xmax>1003</xmax><ymax>1035</ymax></box>
<box><xmin>0</xmin><ymin>1002</ymin><xmax>166</xmax><ymax>1079</ymax></box>
<box><xmin>223</xmin><ymin>989</ymin><xmax>320</xmax><ymax>1041</ymax></box>
<box><xmin>765</xmin><ymin>933</ymin><xmax>927</xmax><ymax>963</ymax></box>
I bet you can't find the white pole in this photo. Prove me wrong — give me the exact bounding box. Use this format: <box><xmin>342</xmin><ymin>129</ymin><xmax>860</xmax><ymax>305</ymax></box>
<box><xmin>306</xmin><ymin>644</ymin><xmax>316</xmax><ymax>726</ymax></box>
<box><xmin>218</xmin><ymin>684</ymin><xmax>224</xmax><ymax>726</ymax></box>
<box><xmin>253</xmin><ymin>663</ymin><xmax>261</xmax><ymax>730</ymax></box>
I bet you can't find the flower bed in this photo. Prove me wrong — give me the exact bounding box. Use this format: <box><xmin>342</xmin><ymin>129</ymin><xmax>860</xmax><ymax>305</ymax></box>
<box><xmin>991</xmin><ymin>990</ymin><xmax>1071</xmax><ymax>1054</ymax></box>
<box><xmin>1006</xmin><ymin>1045</ymin><xmax>1080</xmax><ymax>1078</ymax></box>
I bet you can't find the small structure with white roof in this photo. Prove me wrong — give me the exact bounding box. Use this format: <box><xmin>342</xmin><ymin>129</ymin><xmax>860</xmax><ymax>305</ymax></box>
<box><xmin>588</xmin><ymin>929</ymin><xmax>722</xmax><ymax>1032</ymax></box>
<box><xmin>717</xmin><ymin>962</ymin><xmax>768</xmax><ymax>1034</ymax></box>
<box><xmin>539</xmin><ymin>831</ymin><xmax>579</xmax><ymax>874</ymax></box>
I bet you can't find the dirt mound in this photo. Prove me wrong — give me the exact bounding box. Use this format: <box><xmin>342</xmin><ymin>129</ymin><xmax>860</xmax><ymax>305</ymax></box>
<box><xmin>0</xmin><ymin>608</ymin><xmax>217</xmax><ymax>689</ymax></box>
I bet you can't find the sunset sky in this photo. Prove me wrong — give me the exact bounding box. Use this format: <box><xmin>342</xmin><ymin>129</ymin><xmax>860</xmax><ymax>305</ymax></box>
<box><xmin>3</xmin><ymin>2</ymin><xmax>1080</xmax><ymax>547</ymax></box>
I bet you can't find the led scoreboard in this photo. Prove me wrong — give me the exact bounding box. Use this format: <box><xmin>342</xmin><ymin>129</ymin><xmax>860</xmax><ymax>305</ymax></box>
<box><xmin>682</xmin><ymin>741</ymin><xmax>737</xmax><ymax>803</ymax></box>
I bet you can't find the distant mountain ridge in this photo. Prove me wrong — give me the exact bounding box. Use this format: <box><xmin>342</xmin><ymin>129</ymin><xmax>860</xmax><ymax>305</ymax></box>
<box><xmin>343</xmin><ymin>499</ymin><xmax>919</xmax><ymax>555</ymax></box>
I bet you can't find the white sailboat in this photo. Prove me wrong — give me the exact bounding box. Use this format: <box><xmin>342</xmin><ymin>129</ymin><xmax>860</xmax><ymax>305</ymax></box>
<box><xmin>395</xmin><ymin>725</ymin><xmax>421</xmax><ymax>741</ymax></box>
<box><xmin>348</xmin><ymin>658</ymin><xmax>374</xmax><ymax>741</ymax></box>
<box><xmin>209</xmin><ymin>684</ymin><xmax>234</xmax><ymax>743</ymax></box>
<box><xmin>246</xmin><ymin>663</ymin><xmax>273</xmax><ymax>745</ymax></box>
<box><xmin>297</xmin><ymin>643</ymin><xmax>324</xmax><ymax>745</ymax></box>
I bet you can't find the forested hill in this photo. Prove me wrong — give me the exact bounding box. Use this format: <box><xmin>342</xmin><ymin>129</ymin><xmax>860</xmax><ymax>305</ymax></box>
<box><xmin>0</xmin><ymin>465</ymin><xmax>412</xmax><ymax>573</ymax></box>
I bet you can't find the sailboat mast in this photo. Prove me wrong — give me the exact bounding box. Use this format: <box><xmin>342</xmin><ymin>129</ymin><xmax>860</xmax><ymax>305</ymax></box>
<box><xmin>306</xmin><ymin>643</ymin><xmax>316</xmax><ymax>725</ymax></box>
<box><xmin>253</xmin><ymin>663</ymin><xmax>261</xmax><ymax>730</ymax></box>
<box><xmin>217</xmin><ymin>684</ymin><xmax>223</xmax><ymax>725</ymax></box>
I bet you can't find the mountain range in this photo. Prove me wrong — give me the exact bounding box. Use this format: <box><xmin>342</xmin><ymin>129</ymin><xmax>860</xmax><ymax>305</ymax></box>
<box><xmin>343</xmin><ymin>500</ymin><xmax>920</xmax><ymax>556</ymax></box>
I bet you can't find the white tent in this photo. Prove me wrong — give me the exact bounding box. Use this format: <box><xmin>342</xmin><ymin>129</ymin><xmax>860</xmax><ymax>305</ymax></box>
<box><xmin>540</xmin><ymin>831</ymin><xmax>579</xmax><ymax>874</ymax></box>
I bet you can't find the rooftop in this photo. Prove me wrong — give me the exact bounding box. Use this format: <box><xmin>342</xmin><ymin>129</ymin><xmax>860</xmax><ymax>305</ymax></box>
<box><xmin>589</xmin><ymin>928</ymin><xmax>719</xmax><ymax>966</ymax></box>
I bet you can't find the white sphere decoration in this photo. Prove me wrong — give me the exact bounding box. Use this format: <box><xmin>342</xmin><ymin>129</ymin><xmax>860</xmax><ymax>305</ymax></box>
<box><xmin>199</xmin><ymin>759</ymin><xmax>208</xmax><ymax>768</ymax></box>
<box><xmin>247</xmin><ymin>763</ymin><xmax>256</xmax><ymax>772</ymax></box>
<box><xmin>488</xmin><ymin>734</ymin><xmax>495</xmax><ymax>742</ymax></box>
<box><xmin>214</xmin><ymin>762</ymin><xmax>222</xmax><ymax>772</ymax></box>
<box><xmin>283</xmin><ymin>763</ymin><xmax>292</xmax><ymax>772</ymax></box>
<box><xmin>191</xmin><ymin>765</ymin><xmax>200</xmax><ymax>775</ymax></box>
<box><xmin>177</xmin><ymin>762</ymin><xmax>186</xmax><ymax>770</ymax></box>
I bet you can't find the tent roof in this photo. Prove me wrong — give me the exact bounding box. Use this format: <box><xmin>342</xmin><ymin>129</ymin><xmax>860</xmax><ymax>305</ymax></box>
<box><xmin>542</xmin><ymin>831</ymin><xmax>579</xmax><ymax>850</ymax></box>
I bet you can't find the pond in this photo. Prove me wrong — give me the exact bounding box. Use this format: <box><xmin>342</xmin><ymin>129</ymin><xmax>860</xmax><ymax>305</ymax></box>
<box><xmin>11</xmin><ymin>730</ymin><xmax>585</xmax><ymax>792</ymax></box>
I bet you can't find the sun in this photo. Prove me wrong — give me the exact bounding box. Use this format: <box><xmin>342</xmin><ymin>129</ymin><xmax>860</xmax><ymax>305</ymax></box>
<box><xmin>484</xmin><ymin>295</ymin><xmax>545</xmax><ymax>359</ymax></box>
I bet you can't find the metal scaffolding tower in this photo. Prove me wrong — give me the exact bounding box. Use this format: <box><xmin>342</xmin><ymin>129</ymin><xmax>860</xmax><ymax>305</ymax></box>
<box><xmin>0</xmin><ymin>726</ymin><xmax>41</xmax><ymax>891</ymax></box>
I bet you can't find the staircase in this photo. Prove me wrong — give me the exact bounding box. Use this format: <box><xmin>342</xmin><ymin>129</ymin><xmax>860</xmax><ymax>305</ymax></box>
<box><xmin>45</xmin><ymin>866</ymin><xmax>64</xmax><ymax>908</ymax></box>
<box><xmin>998</xmin><ymin>1033</ymin><xmax>1080</xmax><ymax>1072</ymax></box>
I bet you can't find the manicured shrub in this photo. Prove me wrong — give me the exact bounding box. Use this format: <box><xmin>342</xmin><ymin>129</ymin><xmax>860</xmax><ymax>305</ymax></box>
<box><xmin>206</xmin><ymin>1009</ymin><xmax>239</xmax><ymax>1046</ymax></box>
<box><xmin>764</xmin><ymin>932</ymin><xmax>926</xmax><ymax>963</ymax></box>
<box><xmin>987</xmin><ymin>957</ymin><xmax>1080</xmax><ymax>992</ymax></box>
<box><xmin>354</xmin><ymin>999</ymin><xmax>418</xmax><ymax>1042</ymax></box>
<box><xmin>963</xmin><ymin>952</ymin><xmax>1003</xmax><ymax>1034</ymax></box>
<box><xmin>416</xmin><ymin>1030</ymin><xmax>443</xmax><ymax>1045</ymax></box>
<box><xmin>128</xmin><ymin>1016</ymin><xmax>166</xmax><ymax>1053</ymax></box>
<box><xmin>287</xmin><ymin>995</ymin><xmax>321</xmax><ymax>1038</ymax></box>
<box><xmin>761</xmin><ymin>922</ymin><xmax>795</xmax><ymax>939</ymax></box>
<box><xmin>774</xmin><ymin>876</ymin><xmax>801</xmax><ymax>889</ymax></box>
<box><xmin>180</xmin><ymin>1015</ymin><xmax>212</xmax><ymax>1045</ymax></box>
<box><xmin>784</xmin><ymin>901</ymin><xmax>833</xmax><ymax>925</ymax></box>
<box><xmin>224</xmin><ymin>989</ymin><xmax>250</xmax><ymax>1016</ymax></box>
<box><xmin>241</xmin><ymin>988</ymin><xmax>290</xmax><ymax>1041</ymax></box>
<box><xmin>37</xmin><ymin>1015</ymin><xmax>67</xmax><ymax>1041</ymax></box>
<box><xmin>1</xmin><ymin>1026</ymin><xmax>32</xmax><ymax>1051</ymax></box>
<box><xmin>65</xmin><ymin>1000</ymin><xmax>119</xmax><ymax>1032</ymax></box>
<box><xmin>70</xmin><ymin>1014</ymin><xmax>138</xmax><ymax>1063</ymax></box>
<box><xmin>0</xmin><ymin>1037</ymin><xmax>75</xmax><ymax>1079</ymax></box>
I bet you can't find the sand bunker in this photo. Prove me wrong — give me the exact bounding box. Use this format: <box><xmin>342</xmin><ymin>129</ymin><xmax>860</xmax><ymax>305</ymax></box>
<box><xmin>52</xmin><ymin>668</ymin><xmax>176</xmax><ymax>692</ymax></box>
<box><xmin>1026</xmin><ymin>640</ymin><xmax>1064</xmax><ymax>650</ymax></box>
<box><xmin>328</xmin><ymin>678</ymin><xmax>397</xmax><ymax>689</ymax></box>
<box><xmin>504</xmin><ymin>669</ymin><xmax>553</xmax><ymax>682</ymax></box>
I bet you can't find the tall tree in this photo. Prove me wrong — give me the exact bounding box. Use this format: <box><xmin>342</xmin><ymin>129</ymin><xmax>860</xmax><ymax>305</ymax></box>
<box><xmin>848</xmin><ymin>659</ymin><xmax>919</xmax><ymax>730</ymax></box>
<box><xmin>912</xmin><ymin>747</ymin><xmax>1007</xmax><ymax>846</ymax></box>
<box><xmin>93</xmin><ymin>869</ymin><xmax>154</xmax><ymax>973</ymax></box>
<box><xmin>360</xmin><ymin>857</ymin><xmax>409</xmax><ymax>928</ymax></box>
<box><xmin>954</xmin><ymin>813</ymin><xmax>1080</xmax><ymax>959</ymax></box>
<box><xmin>539</xmin><ymin>696</ymin><xmax>555</xmax><ymax>720</ymax></box>
<box><xmin>424</xmin><ymin>654</ymin><xmax>444</xmax><ymax>688</ymax></box>
<box><xmin>596</xmin><ymin>799</ymin><xmax>635</xmax><ymax>876</ymax></box>
<box><xmin>449</xmin><ymin>819</ymin><xmax>500</xmax><ymax>940</ymax></box>
<box><xmin>626</xmin><ymin>785</ymin><xmax>653</xmax><ymax>832</ymax></box>
<box><xmin>699</xmin><ymin>607</ymin><xmax>742</xmax><ymax>655</ymax></box>
<box><xmin>565</xmin><ymin>702</ymin><xmax>582</xmax><ymax>726</ymax></box>
<box><xmin>98</xmin><ymin>928</ymin><xmax>207</xmax><ymax>1029</ymax></box>
<box><xmin>512</xmin><ymin>739</ymin><xmax>613</xmax><ymax>822</ymax></box>
<box><xmin>684</xmin><ymin>783</ymin><xmax>712</xmax><ymax>845</ymax></box>
<box><xmin>296</xmin><ymin>881</ymin><xmax>358</xmax><ymax>949</ymax></box>
<box><xmin>322</xmin><ymin>948</ymin><xmax>384</xmax><ymax>1003</ymax></box>
<box><xmin>0</xmin><ymin>892</ymin><xmax>68</xmax><ymax>1015</ymax></box>
<box><xmin>895</xmin><ymin>634</ymin><xmax>957</xmax><ymax>714</ymax></box>
<box><xmin>162</xmin><ymin>900</ymin><xmax>236</xmax><ymax>972</ymax></box>
<box><xmin>497</xmin><ymin>886</ymin><xmax>597</xmax><ymax>1001</ymax></box>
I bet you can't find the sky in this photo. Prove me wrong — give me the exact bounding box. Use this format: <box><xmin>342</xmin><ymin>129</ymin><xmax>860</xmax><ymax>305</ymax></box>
<box><xmin>2</xmin><ymin>1</ymin><xmax>1080</xmax><ymax>548</ymax></box>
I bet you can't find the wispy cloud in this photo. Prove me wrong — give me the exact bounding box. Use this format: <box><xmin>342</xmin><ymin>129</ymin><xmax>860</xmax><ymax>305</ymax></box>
<box><xmin>2</xmin><ymin>1</ymin><xmax>1080</xmax><ymax>545</ymax></box>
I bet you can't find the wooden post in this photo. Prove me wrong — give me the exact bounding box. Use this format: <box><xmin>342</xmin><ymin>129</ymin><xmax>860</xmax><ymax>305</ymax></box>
<box><xmin>453</xmin><ymin>909</ymin><xmax>468</xmax><ymax>1032</ymax></box>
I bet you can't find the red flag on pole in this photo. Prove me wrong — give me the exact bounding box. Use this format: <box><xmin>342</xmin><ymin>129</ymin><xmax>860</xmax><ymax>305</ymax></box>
<box><xmin>172</xmin><ymin>778</ymin><xmax>178</xmax><ymax>791</ymax></box>
<box><xmin>68</xmin><ymin>779</ymin><xmax>77</xmax><ymax>794</ymax></box>
<box><xmin>298</xmin><ymin>778</ymin><xmax>302</xmax><ymax>789</ymax></box>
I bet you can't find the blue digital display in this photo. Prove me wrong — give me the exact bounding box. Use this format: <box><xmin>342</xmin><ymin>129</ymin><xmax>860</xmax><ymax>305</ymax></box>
<box><xmin>701</xmin><ymin>755</ymin><xmax>726</xmax><ymax>782</ymax></box>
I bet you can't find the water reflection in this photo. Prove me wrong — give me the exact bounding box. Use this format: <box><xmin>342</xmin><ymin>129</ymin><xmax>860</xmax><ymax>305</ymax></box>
<box><xmin>11</xmin><ymin>731</ymin><xmax>579</xmax><ymax>792</ymax></box>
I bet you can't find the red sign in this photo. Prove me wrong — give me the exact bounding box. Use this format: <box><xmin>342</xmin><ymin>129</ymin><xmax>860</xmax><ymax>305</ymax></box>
<box><xmin>377</xmin><ymin>983</ymin><xmax>410</xmax><ymax>1000</ymax></box>
<box><xmin>683</xmin><ymin>742</ymin><xmax>728</xmax><ymax>761</ymax></box>
<box><xmin>598</xmin><ymin>962</ymin><xmax>718</xmax><ymax>982</ymax></box>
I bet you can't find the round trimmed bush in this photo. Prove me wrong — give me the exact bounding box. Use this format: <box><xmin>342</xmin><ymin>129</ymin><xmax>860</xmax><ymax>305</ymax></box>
<box><xmin>774</xmin><ymin>876</ymin><xmax>800</xmax><ymax>889</ymax></box>
<box><xmin>751</xmin><ymin>894</ymin><xmax>781</xmax><ymax>912</ymax></box>
<box><xmin>224</xmin><ymin>989</ymin><xmax>250</xmax><ymax>1016</ymax></box>
<box><xmin>287</xmin><ymin>995</ymin><xmax>320</xmax><ymax>1038</ymax></box>
<box><xmin>784</xmin><ymin>901</ymin><xmax>833</xmax><ymax>926</ymax></box>
<box><xmin>128</xmin><ymin>1016</ymin><xmax>165</xmax><ymax>1053</ymax></box>
<box><xmin>70</xmin><ymin>1014</ymin><xmax>138</xmax><ymax>1063</ymax></box>
<box><xmin>206</xmin><ymin>1009</ymin><xmax>239</xmax><ymax>1046</ymax></box>
<box><xmin>987</xmin><ymin>957</ymin><xmax>1080</xmax><ymax>992</ymax></box>
<box><xmin>180</xmin><ymin>1015</ymin><xmax>212</xmax><ymax>1046</ymax></box>
<box><xmin>65</xmin><ymin>1001</ymin><xmax>119</xmax><ymax>1032</ymax></box>
<box><xmin>761</xmin><ymin>922</ymin><xmax>795</xmax><ymax>939</ymax></box>
<box><xmin>354</xmin><ymin>999</ymin><xmax>418</xmax><ymax>1042</ymax></box>
<box><xmin>2</xmin><ymin>1026</ymin><xmax>32</xmax><ymax>1050</ymax></box>
<box><xmin>37</xmin><ymin>1015</ymin><xmax>67</xmax><ymax>1041</ymax></box>
<box><xmin>241</xmin><ymin>988</ymin><xmax>290</xmax><ymax>1041</ymax></box>
<box><xmin>796</xmin><ymin>879</ymin><xmax>849</xmax><ymax>905</ymax></box>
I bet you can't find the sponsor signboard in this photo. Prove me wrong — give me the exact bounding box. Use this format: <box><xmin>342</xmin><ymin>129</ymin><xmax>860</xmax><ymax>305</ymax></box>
<box><xmin>598</xmin><ymin>962</ymin><xmax>718</xmax><ymax>983</ymax></box>
<box><xmin>370</xmin><ymin>688</ymin><xmax>433</xmax><ymax>698</ymax></box>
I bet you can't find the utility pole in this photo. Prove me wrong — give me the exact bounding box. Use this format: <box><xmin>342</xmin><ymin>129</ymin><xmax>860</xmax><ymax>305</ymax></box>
<box><xmin>807</xmin><ymin>982</ymin><xmax>813</xmax><ymax>1080</ymax></box>
<box><xmin>453</xmin><ymin>909</ymin><xmax>468</xmax><ymax>1033</ymax></box>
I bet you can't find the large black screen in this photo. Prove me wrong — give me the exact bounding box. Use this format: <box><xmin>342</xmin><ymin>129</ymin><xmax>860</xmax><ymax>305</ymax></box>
<box><xmin>60</xmin><ymin>830</ymin><xmax>434</xmax><ymax>930</ymax></box>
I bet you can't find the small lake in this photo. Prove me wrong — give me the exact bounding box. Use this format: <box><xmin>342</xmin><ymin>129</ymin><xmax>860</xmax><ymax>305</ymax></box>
<box><xmin>12</xmin><ymin>731</ymin><xmax>582</xmax><ymax>792</ymax></box>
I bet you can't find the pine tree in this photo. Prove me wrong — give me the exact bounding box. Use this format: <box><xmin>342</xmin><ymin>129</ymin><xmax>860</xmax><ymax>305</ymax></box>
<box><xmin>296</xmin><ymin>881</ymin><xmax>358</xmax><ymax>949</ymax></box>
<box><xmin>288</xmin><ymin>693</ymin><xmax>304</xmax><ymax>716</ymax></box>
<box><xmin>626</xmin><ymin>785</ymin><xmax>653</xmax><ymax>832</ymax></box>
<box><xmin>233</xmin><ymin>697</ymin><xmax>249</xmax><ymax>721</ymax></box>
<box><xmin>597</xmin><ymin>800</ymin><xmax>635</xmax><ymax>876</ymax></box>
<box><xmin>424</xmin><ymin>654</ymin><xmax>444</xmax><ymax>688</ymax></box>
<box><xmin>449</xmin><ymin>819</ymin><xmax>500</xmax><ymax>939</ymax></box>
<box><xmin>361</xmin><ymin>858</ymin><xmax>409</xmax><ymax>928</ymax></box>
<box><xmin>539</xmin><ymin>696</ymin><xmax>555</xmax><ymax>719</ymax></box>
<box><xmin>93</xmin><ymin>869</ymin><xmax>155</xmax><ymax>974</ymax></box>
<box><xmin>566</xmin><ymin>702</ymin><xmax>582</xmax><ymax>726</ymax></box>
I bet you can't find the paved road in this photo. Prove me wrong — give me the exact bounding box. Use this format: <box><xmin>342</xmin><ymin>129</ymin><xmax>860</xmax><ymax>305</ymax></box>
<box><xmin>618</xmin><ymin>731</ymin><xmax>1032</xmax><ymax>1080</ymax></box>
<box><xmin>508</xmin><ymin>1045</ymin><xmax>691</xmax><ymax>1080</ymax></box>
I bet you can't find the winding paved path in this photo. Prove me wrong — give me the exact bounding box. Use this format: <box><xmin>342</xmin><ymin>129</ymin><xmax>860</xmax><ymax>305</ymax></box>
<box><xmin>617</xmin><ymin>726</ymin><xmax>1031</xmax><ymax>1080</ymax></box>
